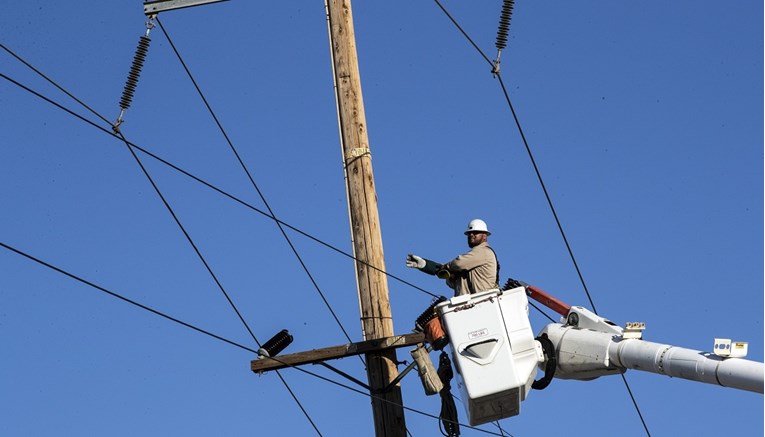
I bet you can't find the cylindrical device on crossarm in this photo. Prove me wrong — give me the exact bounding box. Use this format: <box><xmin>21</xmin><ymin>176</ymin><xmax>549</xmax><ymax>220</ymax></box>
<box><xmin>258</xmin><ymin>329</ymin><xmax>293</xmax><ymax>358</ymax></box>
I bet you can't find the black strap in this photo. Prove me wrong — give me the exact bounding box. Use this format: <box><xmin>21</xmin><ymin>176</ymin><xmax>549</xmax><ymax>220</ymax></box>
<box><xmin>486</xmin><ymin>246</ymin><xmax>500</xmax><ymax>287</ymax></box>
<box><xmin>437</xmin><ymin>351</ymin><xmax>460</xmax><ymax>436</ymax></box>
<box><xmin>532</xmin><ymin>333</ymin><xmax>557</xmax><ymax>390</ymax></box>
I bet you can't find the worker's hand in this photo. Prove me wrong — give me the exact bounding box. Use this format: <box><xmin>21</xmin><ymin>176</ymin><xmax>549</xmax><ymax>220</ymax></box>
<box><xmin>406</xmin><ymin>254</ymin><xmax>426</xmax><ymax>269</ymax></box>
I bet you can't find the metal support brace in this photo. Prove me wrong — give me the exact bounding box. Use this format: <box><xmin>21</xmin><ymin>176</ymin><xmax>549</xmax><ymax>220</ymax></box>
<box><xmin>378</xmin><ymin>359</ymin><xmax>417</xmax><ymax>394</ymax></box>
<box><xmin>316</xmin><ymin>358</ymin><xmax>419</xmax><ymax>394</ymax></box>
<box><xmin>144</xmin><ymin>0</ymin><xmax>228</xmax><ymax>15</ymax></box>
<box><xmin>316</xmin><ymin>362</ymin><xmax>370</xmax><ymax>391</ymax></box>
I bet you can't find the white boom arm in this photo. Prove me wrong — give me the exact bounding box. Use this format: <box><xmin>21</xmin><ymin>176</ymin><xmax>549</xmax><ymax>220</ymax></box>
<box><xmin>540</xmin><ymin>306</ymin><xmax>764</xmax><ymax>393</ymax></box>
<box><xmin>429</xmin><ymin>286</ymin><xmax>762</xmax><ymax>426</ymax></box>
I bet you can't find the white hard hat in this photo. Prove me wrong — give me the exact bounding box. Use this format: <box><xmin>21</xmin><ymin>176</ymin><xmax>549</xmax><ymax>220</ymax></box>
<box><xmin>464</xmin><ymin>219</ymin><xmax>490</xmax><ymax>235</ymax></box>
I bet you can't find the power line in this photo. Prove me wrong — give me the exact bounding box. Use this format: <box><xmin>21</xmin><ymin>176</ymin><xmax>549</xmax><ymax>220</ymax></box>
<box><xmin>0</xmin><ymin>241</ymin><xmax>259</xmax><ymax>354</ymax></box>
<box><xmin>1</xmin><ymin>44</ymin><xmax>113</xmax><ymax>126</ymax></box>
<box><xmin>620</xmin><ymin>373</ymin><xmax>652</xmax><ymax>436</ymax></box>
<box><xmin>1</xmin><ymin>44</ymin><xmax>423</xmax><ymax>435</ymax></box>
<box><xmin>1</xmin><ymin>52</ymin><xmax>324</xmax><ymax>436</ymax></box>
<box><xmin>102</xmin><ymin>23</ymin><xmax>265</xmax><ymax>358</ymax></box>
<box><xmin>0</xmin><ymin>239</ymin><xmax>505</xmax><ymax>435</ymax></box>
<box><xmin>1</xmin><ymin>43</ymin><xmax>439</xmax><ymax>304</ymax></box>
<box><xmin>1</xmin><ymin>44</ymin><xmax>525</xmax><ymax>437</ymax></box>
<box><xmin>114</xmin><ymin>128</ymin><xmax>260</xmax><ymax>341</ymax></box>
<box><xmin>116</xmin><ymin>106</ymin><xmax>325</xmax><ymax>435</ymax></box>
<box><xmin>430</xmin><ymin>2</ymin><xmax>651</xmax><ymax>435</ymax></box>
<box><xmin>432</xmin><ymin>0</ymin><xmax>492</xmax><ymax>66</ymax></box>
<box><xmin>1</xmin><ymin>38</ymin><xmax>560</xmax><ymax>435</ymax></box>
<box><xmin>4</xmin><ymin>22</ymin><xmax>569</xmax><ymax>432</ymax></box>
<box><xmin>492</xmin><ymin>73</ymin><xmax>598</xmax><ymax>314</ymax></box>
<box><xmin>154</xmin><ymin>20</ymin><xmax>374</xmax><ymax>410</ymax></box>
<box><xmin>155</xmin><ymin>18</ymin><xmax>356</xmax><ymax>347</ymax></box>
<box><xmin>111</xmin><ymin>29</ymin><xmax>325</xmax><ymax>431</ymax></box>
<box><xmin>103</xmin><ymin>39</ymin><xmax>263</xmax><ymax>348</ymax></box>
<box><xmin>0</xmin><ymin>11</ymin><xmax>634</xmax><ymax>435</ymax></box>
<box><xmin>0</xmin><ymin>62</ymin><xmax>437</xmax><ymax>300</ymax></box>
<box><xmin>432</xmin><ymin>0</ymin><xmax>599</xmax><ymax>314</ymax></box>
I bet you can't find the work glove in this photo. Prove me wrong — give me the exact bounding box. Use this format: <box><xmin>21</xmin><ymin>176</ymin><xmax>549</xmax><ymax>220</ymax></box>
<box><xmin>406</xmin><ymin>254</ymin><xmax>426</xmax><ymax>269</ymax></box>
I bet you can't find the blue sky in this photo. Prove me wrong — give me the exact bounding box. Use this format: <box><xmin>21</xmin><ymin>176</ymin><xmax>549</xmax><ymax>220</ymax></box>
<box><xmin>1</xmin><ymin>1</ymin><xmax>762</xmax><ymax>436</ymax></box>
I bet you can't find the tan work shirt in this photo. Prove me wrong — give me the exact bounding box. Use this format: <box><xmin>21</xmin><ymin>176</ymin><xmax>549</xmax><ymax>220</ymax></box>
<box><xmin>444</xmin><ymin>242</ymin><xmax>498</xmax><ymax>296</ymax></box>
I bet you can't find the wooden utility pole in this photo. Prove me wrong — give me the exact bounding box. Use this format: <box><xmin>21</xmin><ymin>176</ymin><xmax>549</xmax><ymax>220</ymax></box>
<box><xmin>325</xmin><ymin>1</ymin><xmax>407</xmax><ymax>435</ymax></box>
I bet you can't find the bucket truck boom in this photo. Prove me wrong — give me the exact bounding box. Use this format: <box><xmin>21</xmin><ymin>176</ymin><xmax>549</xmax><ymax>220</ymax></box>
<box><xmin>432</xmin><ymin>282</ymin><xmax>763</xmax><ymax>426</ymax></box>
<box><xmin>540</xmin><ymin>305</ymin><xmax>763</xmax><ymax>393</ymax></box>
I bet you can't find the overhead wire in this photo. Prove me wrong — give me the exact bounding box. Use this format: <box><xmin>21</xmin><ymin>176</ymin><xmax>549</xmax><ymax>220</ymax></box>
<box><xmin>0</xmin><ymin>62</ymin><xmax>438</xmax><ymax>302</ymax></box>
<box><xmin>4</xmin><ymin>28</ymin><xmax>544</xmax><ymax>435</ymax></box>
<box><xmin>1</xmin><ymin>44</ymin><xmax>113</xmax><ymax>127</ymax></box>
<box><xmin>1</xmin><ymin>14</ymin><xmax>585</xmax><ymax>436</ymax></box>
<box><xmin>151</xmin><ymin>23</ymin><xmax>380</xmax><ymax>431</ymax></box>
<box><xmin>0</xmin><ymin>50</ymin><xmax>514</xmax><ymax>437</ymax></box>
<box><xmin>1</xmin><ymin>40</ymin><xmax>433</xmax><ymax>436</ymax></box>
<box><xmin>2</xmin><ymin>32</ymin><xmax>436</xmax><ymax>307</ymax></box>
<box><xmin>106</xmin><ymin>24</ymin><xmax>262</xmax><ymax>349</ymax></box>
<box><xmin>114</xmin><ymin>128</ymin><xmax>260</xmax><ymax>341</ymax></box>
<box><xmin>154</xmin><ymin>17</ymin><xmax>358</xmax><ymax>347</ymax></box>
<box><xmin>433</xmin><ymin>0</ymin><xmax>598</xmax><ymax>315</ymax></box>
<box><xmin>0</xmin><ymin>239</ymin><xmax>504</xmax><ymax>436</ymax></box>
<box><xmin>3</xmin><ymin>16</ymin><xmax>569</xmax><ymax>432</ymax></box>
<box><xmin>620</xmin><ymin>373</ymin><xmax>652</xmax><ymax>436</ymax></box>
<box><xmin>112</xmin><ymin>21</ymin><xmax>325</xmax><ymax>432</ymax></box>
<box><xmin>432</xmin><ymin>0</ymin><xmax>493</xmax><ymax>66</ymax></box>
<box><xmin>2</xmin><ymin>40</ymin><xmax>324</xmax><ymax>435</ymax></box>
<box><xmin>0</xmin><ymin>37</ymin><xmax>438</xmax><ymax>304</ymax></box>
<box><xmin>3</xmin><ymin>33</ymin><xmax>520</xmax><ymax>437</ymax></box>
<box><xmin>0</xmin><ymin>240</ymin><xmax>260</xmax><ymax>355</ymax></box>
<box><xmin>493</xmin><ymin>72</ymin><xmax>598</xmax><ymax>314</ymax></box>
<box><xmin>430</xmin><ymin>0</ymin><xmax>651</xmax><ymax>434</ymax></box>
<box><xmin>0</xmin><ymin>50</ymin><xmax>441</xmax><ymax>434</ymax></box>
<box><xmin>8</xmin><ymin>19</ymin><xmax>437</xmax><ymax>313</ymax></box>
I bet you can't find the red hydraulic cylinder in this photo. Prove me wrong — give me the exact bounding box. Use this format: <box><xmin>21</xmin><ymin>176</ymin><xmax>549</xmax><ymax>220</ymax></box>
<box><xmin>526</xmin><ymin>285</ymin><xmax>571</xmax><ymax>316</ymax></box>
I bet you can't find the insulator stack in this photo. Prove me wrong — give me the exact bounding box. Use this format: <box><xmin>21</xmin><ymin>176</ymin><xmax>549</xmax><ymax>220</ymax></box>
<box><xmin>414</xmin><ymin>296</ymin><xmax>447</xmax><ymax>330</ymax></box>
<box><xmin>502</xmin><ymin>277</ymin><xmax>524</xmax><ymax>290</ymax></box>
<box><xmin>119</xmin><ymin>35</ymin><xmax>151</xmax><ymax>111</ymax></box>
<box><xmin>495</xmin><ymin>0</ymin><xmax>515</xmax><ymax>51</ymax></box>
<box><xmin>258</xmin><ymin>329</ymin><xmax>294</xmax><ymax>358</ymax></box>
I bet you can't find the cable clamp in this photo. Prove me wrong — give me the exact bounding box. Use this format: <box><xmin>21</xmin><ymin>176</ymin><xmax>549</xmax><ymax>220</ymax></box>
<box><xmin>491</xmin><ymin>48</ymin><xmax>503</xmax><ymax>77</ymax></box>
<box><xmin>491</xmin><ymin>58</ymin><xmax>501</xmax><ymax>77</ymax></box>
<box><xmin>145</xmin><ymin>14</ymin><xmax>157</xmax><ymax>36</ymax></box>
<box><xmin>112</xmin><ymin>110</ymin><xmax>125</xmax><ymax>134</ymax></box>
<box><xmin>346</xmin><ymin>147</ymin><xmax>371</xmax><ymax>160</ymax></box>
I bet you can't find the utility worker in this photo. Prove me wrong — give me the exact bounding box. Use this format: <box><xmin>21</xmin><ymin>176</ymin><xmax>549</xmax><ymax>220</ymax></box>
<box><xmin>406</xmin><ymin>219</ymin><xmax>500</xmax><ymax>296</ymax></box>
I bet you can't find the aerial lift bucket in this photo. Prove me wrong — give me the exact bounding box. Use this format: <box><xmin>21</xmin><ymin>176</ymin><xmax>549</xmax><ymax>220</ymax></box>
<box><xmin>437</xmin><ymin>287</ymin><xmax>544</xmax><ymax>426</ymax></box>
